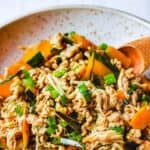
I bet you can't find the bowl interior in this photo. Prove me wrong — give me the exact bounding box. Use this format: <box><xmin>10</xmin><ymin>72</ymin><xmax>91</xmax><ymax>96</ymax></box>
<box><xmin>0</xmin><ymin>6</ymin><xmax>149</xmax><ymax>73</ymax></box>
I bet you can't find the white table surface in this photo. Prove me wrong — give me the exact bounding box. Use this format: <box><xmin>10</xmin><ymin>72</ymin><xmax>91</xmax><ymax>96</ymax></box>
<box><xmin>0</xmin><ymin>0</ymin><xmax>149</xmax><ymax>27</ymax></box>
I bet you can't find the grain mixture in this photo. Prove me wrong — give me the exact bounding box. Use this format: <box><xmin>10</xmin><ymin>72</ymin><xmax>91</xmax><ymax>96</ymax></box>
<box><xmin>0</xmin><ymin>32</ymin><xmax>150</xmax><ymax>150</ymax></box>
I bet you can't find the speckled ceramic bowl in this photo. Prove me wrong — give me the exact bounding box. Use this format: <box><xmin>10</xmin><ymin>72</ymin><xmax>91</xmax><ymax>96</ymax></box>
<box><xmin>0</xmin><ymin>5</ymin><xmax>150</xmax><ymax>72</ymax></box>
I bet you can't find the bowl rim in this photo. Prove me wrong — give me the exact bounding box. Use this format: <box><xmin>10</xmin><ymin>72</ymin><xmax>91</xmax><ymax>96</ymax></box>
<box><xmin>0</xmin><ymin>4</ymin><xmax>150</xmax><ymax>29</ymax></box>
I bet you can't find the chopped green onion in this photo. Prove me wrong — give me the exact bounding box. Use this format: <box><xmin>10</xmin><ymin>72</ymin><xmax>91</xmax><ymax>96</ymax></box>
<box><xmin>109</xmin><ymin>126</ymin><xmax>124</xmax><ymax>135</ymax></box>
<box><xmin>69</xmin><ymin>31</ymin><xmax>76</xmax><ymax>36</ymax></box>
<box><xmin>100</xmin><ymin>43</ymin><xmax>108</xmax><ymax>51</ymax></box>
<box><xmin>46</xmin><ymin>85</ymin><xmax>59</xmax><ymax>99</ymax></box>
<box><xmin>22</xmin><ymin>70</ymin><xmax>30</xmax><ymax>78</ymax></box>
<box><xmin>51</xmin><ymin>137</ymin><xmax>61</xmax><ymax>145</ymax></box>
<box><xmin>141</xmin><ymin>94</ymin><xmax>150</xmax><ymax>102</ymax></box>
<box><xmin>23</xmin><ymin>78</ymin><xmax>35</xmax><ymax>89</ymax></box>
<box><xmin>128</xmin><ymin>84</ymin><xmax>138</xmax><ymax>94</ymax></box>
<box><xmin>15</xmin><ymin>105</ymin><xmax>23</xmax><ymax>117</ymax></box>
<box><xmin>130</xmin><ymin>84</ymin><xmax>138</xmax><ymax>91</ymax></box>
<box><xmin>104</xmin><ymin>73</ymin><xmax>116</xmax><ymax>85</ymax></box>
<box><xmin>78</xmin><ymin>83</ymin><xmax>91</xmax><ymax>102</ymax></box>
<box><xmin>47</xmin><ymin>116</ymin><xmax>57</xmax><ymax>134</ymax></box>
<box><xmin>60</xmin><ymin>94</ymin><xmax>68</xmax><ymax>106</ymax></box>
<box><xmin>53</xmin><ymin>68</ymin><xmax>67</xmax><ymax>78</ymax></box>
<box><xmin>22</xmin><ymin>70</ymin><xmax>35</xmax><ymax>90</ymax></box>
<box><xmin>59</xmin><ymin>120</ymin><xmax>68</xmax><ymax>128</ymax></box>
<box><xmin>72</xmin><ymin>64</ymin><xmax>79</xmax><ymax>71</ymax></box>
<box><xmin>67</xmin><ymin>131</ymin><xmax>82</xmax><ymax>142</ymax></box>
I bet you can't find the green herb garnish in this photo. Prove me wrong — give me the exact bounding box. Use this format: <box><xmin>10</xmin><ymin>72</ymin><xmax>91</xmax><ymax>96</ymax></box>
<box><xmin>67</xmin><ymin>131</ymin><xmax>82</xmax><ymax>142</ymax></box>
<box><xmin>78</xmin><ymin>83</ymin><xmax>91</xmax><ymax>102</ymax></box>
<box><xmin>46</xmin><ymin>85</ymin><xmax>59</xmax><ymax>99</ymax></box>
<box><xmin>60</xmin><ymin>94</ymin><xmax>68</xmax><ymax>106</ymax></box>
<box><xmin>100</xmin><ymin>43</ymin><xmax>108</xmax><ymax>51</ymax></box>
<box><xmin>15</xmin><ymin>105</ymin><xmax>23</xmax><ymax>117</ymax></box>
<box><xmin>53</xmin><ymin>68</ymin><xmax>67</xmax><ymax>78</ymax></box>
<box><xmin>22</xmin><ymin>70</ymin><xmax>35</xmax><ymax>90</ymax></box>
<box><xmin>104</xmin><ymin>73</ymin><xmax>116</xmax><ymax>85</ymax></box>
<box><xmin>109</xmin><ymin>126</ymin><xmax>124</xmax><ymax>135</ymax></box>
<box><xmin>72</xmin><ymin>64</ymin><xmax>79</xmax><ymax>71</ymax></box>
<box><xmin>47</xmin><ymin>116</ymin><xmax>57</xmax><ymax>134</ymax></box>
<box><xmin>59</xmin><ymin>120</ymin><xmax>68</xmax><ymax>128</ymax></box>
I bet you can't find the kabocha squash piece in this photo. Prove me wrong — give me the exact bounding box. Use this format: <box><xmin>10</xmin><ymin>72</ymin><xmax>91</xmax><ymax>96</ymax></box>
<box><xmin>21</xmin><ymin>47</ymin><xmax>44</xmax><ymax>67</ymax></box>
<box><xmin>27</xmin><ymin>52</ymin><xmax>44</xmax><ymax>67</ymax></box>
<box><xmin>22</xmin><ymin>119</ymin><xmax>30</xmax><ymax>148</ymax></box>
<box><xmin>21</xmin><ymin>47</ymin><xmax>39</xmax><ymax>62</ymax></box>
<box><xmin>92</xmin><ymin>59</ymin><xmax>112</xmax><ymax>77</ymax></box>
<box><xmin>83</xmin><ymin>52</ymin><xmax>95</xmax><ymax>80</ymax></box>
<box><xmin>94</xmin><ymin>52</ymin><xmax>119</xmax><ymax>77</ymax></box>
<box><xmin>38</xmin><ymin>40</ymin><xmax>52</xmax><ymax>58</ymax></box>
<box><xmin>0</xmin><ymin>75</ymin><xmax>12</xmax><ymax>97</ymax></box>
<box><xmin>119</xmin><ymin>37</ymin><xmax>150</xmax><ymax>75</ymax></box>
<box><xmin>7</xmin><ymin>60</ymin><xmax>31</xmax><ymax>75</ymax></box>
<box><xmin>71</xmin><ymin>33</ymin><xmax>97</xmax><ymax>49</ymax></box>
<box><xmin>130</xmin><ymin>106</ymin><xmax>150</xmax><ymax>129</ymax></box>
<box><xmin>106</xmin><ymin>46</ymin><xmax>131</xmax><ymax>68</ymax></box>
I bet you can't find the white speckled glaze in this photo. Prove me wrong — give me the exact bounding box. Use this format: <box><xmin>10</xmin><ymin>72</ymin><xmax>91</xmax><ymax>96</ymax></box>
<box><xmin>0</xmin><ymin>5</ymin><xmax>150</xmax><ymax>72</ymax></box>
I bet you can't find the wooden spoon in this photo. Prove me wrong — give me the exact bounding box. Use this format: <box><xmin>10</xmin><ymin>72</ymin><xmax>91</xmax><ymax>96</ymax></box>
<box><xmin>118</xmin><ymin>37</ymin><xmax>150</xmax><ymax>75</ymax></box>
